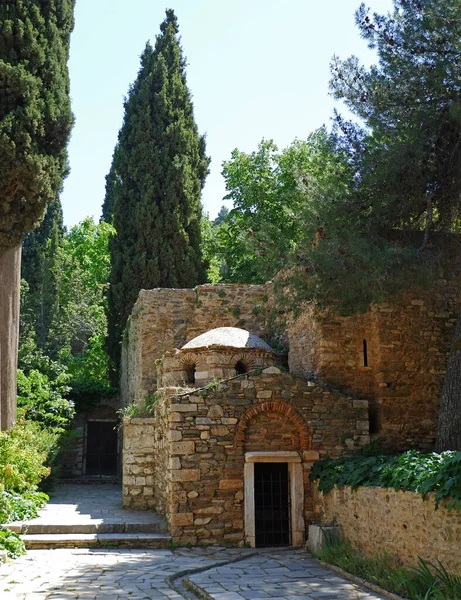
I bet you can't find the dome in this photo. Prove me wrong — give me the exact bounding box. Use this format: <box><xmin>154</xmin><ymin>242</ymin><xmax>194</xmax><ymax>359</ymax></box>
<box><xmin>182</xmin><ymin>327</ymin><xmax>273</xmax><ymax>352</ymax></box>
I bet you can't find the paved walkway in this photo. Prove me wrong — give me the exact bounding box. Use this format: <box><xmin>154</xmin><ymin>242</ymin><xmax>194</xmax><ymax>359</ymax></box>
<box><xmin>1</xmin><ymin>484</ymin><xmax>389</xmax><ymax>599</ymax></box>
<box><xmin>8</xmin><ymin>484</ymin><xmax>166</xmax><ymax>531</ymax></box>
<box><xmin>0</xmin><ymin>547</ymin><xmax>388</xmax><ymax>599</ymax></box>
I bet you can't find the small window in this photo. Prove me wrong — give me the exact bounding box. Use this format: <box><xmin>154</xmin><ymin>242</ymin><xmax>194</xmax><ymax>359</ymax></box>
<box><xmin>185</xmin><ymin>364</ymin><xmax>196</xmax><ymax>384</ymax></box>
<box><xmin>363</xmin><ymin>339</ymin><xmax>368</xmax><ymax>367</ymax></box>
<box><xmin>235</xmin><ymin>360</ymin><xmax>248</xmax><ymax>375</ymax></box>
<box><xmin>369</xmin><ymin>402</ymin><xmax>381</xmax><ymax>435</ymax></box>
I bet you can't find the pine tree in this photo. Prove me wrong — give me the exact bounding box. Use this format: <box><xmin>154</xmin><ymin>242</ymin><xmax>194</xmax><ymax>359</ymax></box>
<box><xmin>328</xmin><ymin>0</ymin><xmax>461</xmax><ymax>449</ymax></box>
<box><xmin>0</xmin><ymin>0</ymin><xmax>74</xmax><ymax>429</ymax></box>
<box><xmin>105</xmin><ymin>9</ymin><xmax>209</xmax><ymax>382</ymax></box>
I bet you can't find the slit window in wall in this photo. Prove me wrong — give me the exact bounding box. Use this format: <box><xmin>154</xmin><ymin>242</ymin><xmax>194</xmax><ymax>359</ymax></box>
<box><xmin>362</xmin><ymin>339</ymin><xmax>368</xmax><ymax>367</ymax></box>
<box><xmin>185</xmin><ymin>363</ymin><xmax>196</xmax><ymax>384</ymax></box>
<box><xmin>235</xmin><ymin>360</ymin><xmax>248</xmax><ymax>375</ymax></box>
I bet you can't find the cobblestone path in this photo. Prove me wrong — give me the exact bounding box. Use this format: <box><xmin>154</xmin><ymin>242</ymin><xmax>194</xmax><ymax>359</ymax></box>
<box><xmin>0</xmin><ymin>547</ymin><xmax>389</xmax><ymax>600</ymax></box>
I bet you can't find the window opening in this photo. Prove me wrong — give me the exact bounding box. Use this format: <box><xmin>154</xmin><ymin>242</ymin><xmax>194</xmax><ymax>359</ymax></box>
<box><xmin>185</xmin><ymin>363</ymin><xmax>196</xmax><ymax>384</ymax></box>
<box><xmin>235</xmin><ymin>360</ymin><xmax>248</xmax><ymax>375</ymax></box>
<box><xmin>363</xmin><ymin>339</ymin><xmax>368</xmax><ymax>367</ymax></box>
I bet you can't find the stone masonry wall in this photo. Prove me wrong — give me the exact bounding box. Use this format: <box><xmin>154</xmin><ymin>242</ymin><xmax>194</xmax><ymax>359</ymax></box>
<box><xmin>122</xmin><ymin>369</ymin><xmax>370</xmax><ymax>546</ymax></box>
<box><xmin>123</xmin><ymin>418</ymin><xmax>156</xmax><ymax>509</ymax></box>
<box><xmin>121</xmin><ymin>284</ymin><xmax>273</xmax><ymax>407</ymax></box>
<box><xmin>288</xmin><ymin>235</ymin><xmax>461</xmax><ymax>452</ymax></box>
<box><xmin>315</xmin><ymin>485</ymin><xmax>461</xmax><ymax>574</ymax></box>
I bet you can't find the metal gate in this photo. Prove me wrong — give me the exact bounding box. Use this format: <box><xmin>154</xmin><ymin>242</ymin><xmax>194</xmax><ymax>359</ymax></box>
<box><xmin>85</xmin><ymin>421</ymin><xmax>118</xmax><ymax>476</ymax></box>
<box><xmin>254</xmin><ymin>462</ymin><xmax>291</xmax><ymax>547</ymax></box>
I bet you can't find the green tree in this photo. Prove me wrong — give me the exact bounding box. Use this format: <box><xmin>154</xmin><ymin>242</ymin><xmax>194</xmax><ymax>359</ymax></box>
<box><xmin>330</xmin><ymin>0</ymin><xmax>461</xmax><ymax>239</ymax></box>
<box><xmin>21</xmin><ymin>196</ymin><xmax>64</xmax><ymax>351</ymax></box>
<box><xmin>321</xmin><ymin>0</ymin><xmax>461</xmax><ymax>449</ymax></box>
<box><xmin>0</xmin><ymin>1</ymin><xmax>75</xmax><ymax>429</ymax></box>
<box><xmin>105</xmin><ymin>9</ymin><xmax>209</xmax><ymax>382</ymax></box>
<box><xmin>53</xmin><ymin>218</ymin><xmax>114</xmax><ymax>398</ymax></box>
<box><xmin>213</xmin><ymin>133</ymin><xmax>341</xmax><ymax>284</ymax></box>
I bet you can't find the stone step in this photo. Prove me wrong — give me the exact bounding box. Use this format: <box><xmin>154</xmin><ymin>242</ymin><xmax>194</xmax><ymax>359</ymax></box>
<box><xmin>9</xmin><ymin>520</ymin><xmax>168</xmax><ymax>535</ymax></box>
<box><xmin>21</xmin><ymin>532</ymin><xmax>172</xmax><ymax>550</ymax></box>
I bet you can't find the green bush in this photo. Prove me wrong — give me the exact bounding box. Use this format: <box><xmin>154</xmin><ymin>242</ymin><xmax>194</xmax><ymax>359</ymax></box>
<box><xmin>0</xmin><ymin>527</ymin><xmax>25</xmax><ymax>559</ymax></box>
<box><xmin>0</xmin><ymin>415</ymin><xmax>57</xmax><ymax>494</ymax></box>
<box><xmin>0</xmin><ymin>491</ymin><xmax>49</xmax><ymax>524</ymax></box>
<box><xmin>310</xmin><ymin>449</ymin><xmax>461</xmax><ymax>511</ymax></box>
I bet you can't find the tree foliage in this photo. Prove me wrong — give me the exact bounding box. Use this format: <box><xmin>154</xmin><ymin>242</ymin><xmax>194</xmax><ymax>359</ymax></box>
<box><xmin>21</xmin><ymin>196</ymin><xmax>64</xmax><ymax>351</ymax></box>
<box><xmin>0</xmin><ymin>0</ymin><xmax>75</xmax><ymax>251</ymax></box>
<box><xmin>330</xmin><ymin>0</ymin><xmax>461</xmax><ymax>235</ymax></box>
<box><xmin>105</xmin><ymin>9</ymin><xmax>209</xmax><ymax>381</ymax></box>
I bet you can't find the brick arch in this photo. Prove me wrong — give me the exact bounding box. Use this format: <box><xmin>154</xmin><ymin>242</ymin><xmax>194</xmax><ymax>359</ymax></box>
<box><xmin>179</xmin><ymin>353</ymin><xmax>199</xmax><ymax>369</ymax></box>
<box><xmin>234</xmin><ymin>401</ymin><xmax>310</xmax><ymax>452</ymax></box>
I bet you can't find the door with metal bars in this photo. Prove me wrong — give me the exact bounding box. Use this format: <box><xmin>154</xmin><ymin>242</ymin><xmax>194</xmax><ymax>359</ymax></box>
<box><xmin>254</xmin><ymin>462</ymin><xmax>291</xmax><ymax>546</ymax></box>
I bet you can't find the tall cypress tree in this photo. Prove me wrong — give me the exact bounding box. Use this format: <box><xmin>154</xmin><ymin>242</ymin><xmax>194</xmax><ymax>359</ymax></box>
<box><xmin>21</xmin><ymin>195</ymin><xmax>65</xmax><ymax>352</ymax></box>
<box><xmin>105</xmin><ymin>9</ymin><xmax>209</xmax><ymax>381</ymax></box>
<box><xmin>0</xmin><ymin>1</ymin><xmax>74</xmax><ymax>429</ymax></box>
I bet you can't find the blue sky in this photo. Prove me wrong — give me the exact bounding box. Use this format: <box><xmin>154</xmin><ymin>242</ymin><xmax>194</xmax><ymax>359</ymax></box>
<box><xmin>61</xmin><ymin>0</ymin><xmax>393</xmax><ymax>227</ymax></box>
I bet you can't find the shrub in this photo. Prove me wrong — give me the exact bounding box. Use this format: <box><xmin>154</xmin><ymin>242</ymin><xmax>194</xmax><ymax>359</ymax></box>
<box><xmin>0</xmin><ymin>527</ymin><xmax>25</xmax><ymax>559</ymax></box>
<box><xmin>310</xmin><ymin>448</ymin><xmax>461</xmax><ymax>511</ymax></box>
<box><xmin>0</xmin><ymin>414</ymin><xmax>57</xmax><ymax>494</ymax></box>
<box><xmin>0</xmin><ymin>491</ymin><xmax>49</xmax><ymax>524</ymax></box>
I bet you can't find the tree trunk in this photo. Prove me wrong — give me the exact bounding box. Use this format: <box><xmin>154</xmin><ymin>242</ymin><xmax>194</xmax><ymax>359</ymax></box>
<box><xmin>0</xmin><ymin>244</ymin><xmax>21</xmax><ymax>430</ymax></box>
<box><xmin>436</xmin><ymin>312</ymin><xmax>461</xmax><ymax>451</ymax></box>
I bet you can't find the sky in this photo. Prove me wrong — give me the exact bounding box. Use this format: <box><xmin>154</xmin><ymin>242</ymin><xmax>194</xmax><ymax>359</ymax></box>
<box><xmin>61</xmin><ymin>0</ymin><xmax>394</xmax><ymax>227</ymax></box>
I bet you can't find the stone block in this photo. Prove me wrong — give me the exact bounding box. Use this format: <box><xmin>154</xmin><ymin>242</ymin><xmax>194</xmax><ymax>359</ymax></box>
<box><xmin>303</xmin><ymin>450</ymin><xmax>320</xmax><ymax>462</ymax></box>
<box><xmin>194</xmin><ymin>517</ymin><xmax>212</xmax><ymax>525</ymax></box>
<box><xmin>166</xmin><ymin>430</ymin><xmax>182</xmax><ymax>441</ymax></box>
<box><xmin>207</xmin><ymin>405</ymin><xmax>224</xmax><ymax>418</ymax></box>
<box><xmin>308</xmin><ymin>525</ymin><xmax>341</xmax><ymax>555</ymax></box>
<box><xmin>170</xmin><ymin>469</ymin><xmax>200</xmax><ymax>482</ymax></box>
<box><xmin>169</xmin><ymin>412</ymin><xmax>183</xmax><ymax>422</ymax></box>
<box><xmin>256</xmin><ymin>390</ymin><xmax>273</xmax><ymax>399</ymax></box>
<box><xmin>170</xmin><ymin>441</ymin><xmax>195</xmax><ymax>455</ymax></box>
<box><xmin>171</xmin><ymin>403</ymin><xmax>198</xmax><ymax>412</ymax></box>
<box><xmin>211</xmin><ymin>425</ymin><xmax>229</xmax><ymax>436</ymax></box>
<box><xmin>353</xmin><ymin>399</ymin><xmax>369</xmax><ymax>409</ymax></box>
<box><xmin>219</xmin><ymin>479</ymin><xmax>243</xmax><ymax>490</ymax></box>
<box><xmin>170</xmin><ymin>512</ymin><xmax>194</xmax><ymax>527</ymax></box>
<box><xmin>169</xmin><ymin>457</ymin><xmax>181</xmax><ymax>470</ymax></box>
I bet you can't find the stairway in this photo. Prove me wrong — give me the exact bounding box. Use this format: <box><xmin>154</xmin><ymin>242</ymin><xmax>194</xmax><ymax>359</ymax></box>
<box><xmin>7</xmin><ymin>482</ymin><xmax>171</xmax><ymax>550</ymax></box>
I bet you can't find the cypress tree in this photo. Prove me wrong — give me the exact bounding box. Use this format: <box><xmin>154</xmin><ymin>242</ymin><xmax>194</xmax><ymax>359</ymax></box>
<box><xmin>105</xmin><ymin>9</ymin><xmax>209</xmax><ymax>381</ymax></box>
<box><xmin>0</xmin><ymin>1</ymin><xmax>74</xmax><ymax>428</ymax></box>
<box><xmin>21</xmin><ymin>196</ymin><xmax>65</xmax><ymax>352</ymax></box>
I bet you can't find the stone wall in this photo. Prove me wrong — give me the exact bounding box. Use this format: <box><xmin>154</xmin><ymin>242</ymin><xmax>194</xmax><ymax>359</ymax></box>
<box><xmin>122</xmin><ymin>368</ymin><xmax>370</xmax><ymax>546</ymax></box>
<box><xmin>121</xmin><ymin>284</ymin><xmax>273</xmax><ymax>407</ymax></box>
<box><xmin>123</xmin><ymin>418</ymin><xmax>156</xmax><ymax>509</ymax></box>
<box><xmin>288</xmin><ymin>237</ymin><xmax>461</xmax><ymax>451</ymax></box>
<box><xmin>315</xmin><ymin>485</ymin><xmax>461</xmax><ymax>574</ymax></box>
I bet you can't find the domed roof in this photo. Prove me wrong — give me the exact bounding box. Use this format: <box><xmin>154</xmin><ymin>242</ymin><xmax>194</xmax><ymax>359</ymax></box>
<box><xmin>182</xmin><ymin>327</ymin><xmax>273</xmax><ymax>351</ymax></box>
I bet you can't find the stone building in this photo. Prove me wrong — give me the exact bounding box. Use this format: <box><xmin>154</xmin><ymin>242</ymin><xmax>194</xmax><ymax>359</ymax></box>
<box><xmin>120</xmin><ymin>237</ymin><xmax>460</xmax><ymax>547</ymax></box>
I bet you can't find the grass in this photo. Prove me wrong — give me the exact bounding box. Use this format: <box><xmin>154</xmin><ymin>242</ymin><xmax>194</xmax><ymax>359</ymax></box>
<box><xmin>318</xmin><ymin>536</ymin><xmax>461</xmax><ymax>600</ymax></box>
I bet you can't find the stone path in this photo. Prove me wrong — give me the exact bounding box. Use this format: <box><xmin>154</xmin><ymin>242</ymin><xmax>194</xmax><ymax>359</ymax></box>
<box><xmin>0</xmin><ymin>547</ymin><xmax>389</xmax><ymax>599</ymax></box>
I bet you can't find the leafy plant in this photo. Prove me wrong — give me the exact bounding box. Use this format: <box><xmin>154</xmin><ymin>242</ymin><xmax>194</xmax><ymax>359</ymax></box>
<box><xmin>0</xmin><ymin>528</ymin><xmax>26</xmax><ymax>559</ymax></box>
<box><xmin>310</xmin><ymin>449</ymin><xmax>461</xmax><ymax>510</ymax></box>
<box><xmin>0</xmin><ymin>415</ymin><xmax>57</xmax><ymax>494</ymax></box>
<box><xmin>0</xmin><ymin>490</ymin><xmax>48</xmax><ymax>524</ymax></box>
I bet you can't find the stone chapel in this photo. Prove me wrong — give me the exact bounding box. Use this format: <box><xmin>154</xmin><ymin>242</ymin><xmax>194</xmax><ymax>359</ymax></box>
<box><xmin>120</xmin><ymin>235</ymin><xmax>460</xmax><ymax>547</ymax></box>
